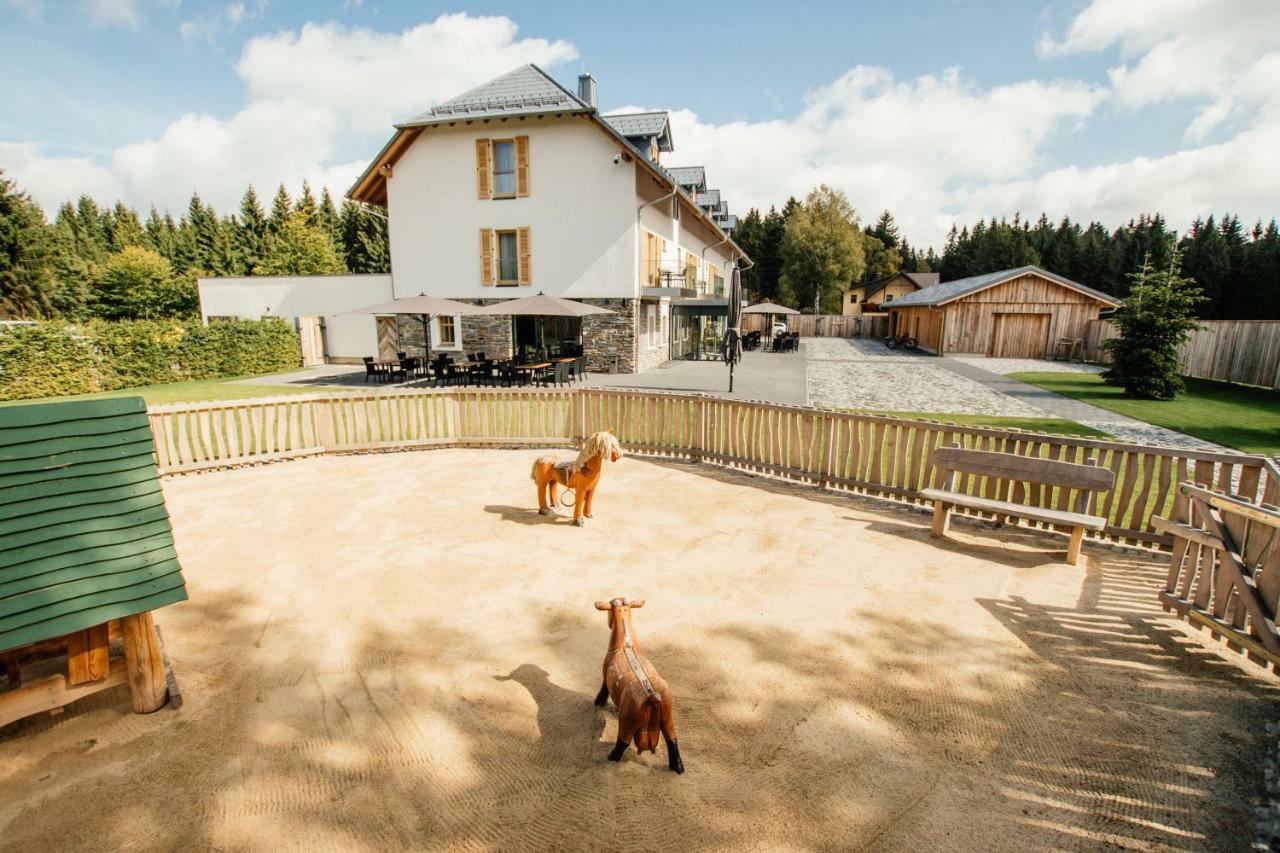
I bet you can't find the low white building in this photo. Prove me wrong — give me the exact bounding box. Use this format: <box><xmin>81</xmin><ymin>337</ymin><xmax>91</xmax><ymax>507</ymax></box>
<box><xmin>199</xmin><ymin>64</ymin><xmax>749</xmax><ymax>373</ymax></box>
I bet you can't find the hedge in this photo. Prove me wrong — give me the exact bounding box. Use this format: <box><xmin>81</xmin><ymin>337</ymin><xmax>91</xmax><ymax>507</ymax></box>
<box><xmin>0</xmin><ymin>318</ymin><xmax>301</xmax><ymax>401</ymax></box>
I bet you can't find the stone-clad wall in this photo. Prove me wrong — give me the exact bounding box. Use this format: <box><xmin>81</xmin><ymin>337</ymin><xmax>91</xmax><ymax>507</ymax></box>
<box><xmin>395</xmin><ymin>296</ymin><xmax>641</xmax><ymax>373</ymax></box>
<box><xmin>393</xmin><ymin>298</ymin><xmax>515</xmax><ymax>359</ymax></box>
<box><xmin>581</xmin><ymin>298</ymin><xmax>638</xmax><ymax>374</ymax></box>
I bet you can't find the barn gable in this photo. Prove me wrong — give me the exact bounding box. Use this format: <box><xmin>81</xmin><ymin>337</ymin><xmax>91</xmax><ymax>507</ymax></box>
<box><xmin>888</xmin><ymin>265</ymin><xmax>1120</xmax><ymax>309</ymax></box>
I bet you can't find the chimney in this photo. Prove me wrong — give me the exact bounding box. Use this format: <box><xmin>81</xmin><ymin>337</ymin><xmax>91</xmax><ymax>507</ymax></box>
<box><xmin>577</xmin><ymin>73</ymin><xmax>597</xmax><ymax>109</ymax></box>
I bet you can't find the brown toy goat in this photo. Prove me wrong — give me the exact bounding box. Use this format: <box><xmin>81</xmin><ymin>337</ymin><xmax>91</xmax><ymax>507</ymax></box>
<box><xmin>593</xmin><ymin>597</ymin><xmax>683</xmax><ymax>774</ymax></box>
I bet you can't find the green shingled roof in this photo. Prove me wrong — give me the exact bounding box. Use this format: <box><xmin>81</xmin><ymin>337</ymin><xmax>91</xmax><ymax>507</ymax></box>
<box><xmin>0</xmin><ymin>397</ymin><xmax>187</xmax><ymax>651</ymax></box>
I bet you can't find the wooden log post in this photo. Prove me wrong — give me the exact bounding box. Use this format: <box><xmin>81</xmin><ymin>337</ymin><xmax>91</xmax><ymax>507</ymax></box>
<box><xmin>120</xmin><ymin>612</ymin><xmax>168</xmax><ymax>713</ymax></box>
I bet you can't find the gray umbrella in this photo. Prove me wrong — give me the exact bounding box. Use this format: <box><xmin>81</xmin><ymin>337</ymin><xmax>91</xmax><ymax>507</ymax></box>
<box><xmin>473</xmin><ymin>293</ymin><xmax>616</xmax><ymax>317</ymax></box>
<box><xmin>340</xmin><ymin>294</ymin><xmax>486</xmax><ymax>358</ymax></box>
<box><xmin>724</xmin><ymin>266</ymin><xmax>743</xmax><ymax>392</ymax></box>
<box><xmin>742</xmin><ymin>301</ymin><xmax>800</xmax><ymax>347</ymax></box>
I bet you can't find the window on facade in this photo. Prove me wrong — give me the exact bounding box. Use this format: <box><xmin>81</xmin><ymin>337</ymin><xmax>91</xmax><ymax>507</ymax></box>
<box><xmin>435</xmin><ymin>315</ymin><xmax>458</xmax><ymax>348</ymax></box>
<box><xmin>497</xmin><ymin>230</ymin><xmax>519</xmax><ymax>284</ymax></box>
<box><xmin>493</xmin><ymin>141</ymin><xmax>516</xmax><ymax>197</ymax></box>
<box><xmin>646</xmin><ymin>304</ymin><xmax>657</xmax><ymax>350</ymax></box>
<box><xmin>885</xmin><ymin>294</ymin><xmax>894</xmax><ymax>302</ymax></box>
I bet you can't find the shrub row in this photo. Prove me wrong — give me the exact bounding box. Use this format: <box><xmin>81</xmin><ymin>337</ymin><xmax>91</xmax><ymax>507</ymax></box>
<box><xmin>0</xmin><ymin>318</ymin><xmax>301</xmax><ymax>401</ymax></box>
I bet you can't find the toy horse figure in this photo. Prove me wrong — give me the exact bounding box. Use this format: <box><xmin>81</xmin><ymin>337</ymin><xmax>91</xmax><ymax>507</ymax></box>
<box><xmin>531</xmin><ymin>431</ymin><xmax>623</xmax><ymax>526</ymax></box>
<box><xmin>593</xmin><ymin>597</ymin><xmax>684</xmax><ymax>774</ymax></box>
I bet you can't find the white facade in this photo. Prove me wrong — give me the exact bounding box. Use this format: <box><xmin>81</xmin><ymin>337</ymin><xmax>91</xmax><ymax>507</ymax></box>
<box><xmin>197</xmin><ymin>274</ymin><xmax>392</xmax><ymax>361</ymax></box>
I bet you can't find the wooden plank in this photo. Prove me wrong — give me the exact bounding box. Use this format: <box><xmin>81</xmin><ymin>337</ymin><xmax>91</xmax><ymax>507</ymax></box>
<box><xmin>0</xmin><ymin>663</ymin><xmax>128</xmax><ymax>729</ymax></box>
<box><xmin>919</xmin><ymin>488</ymin><xmax>1107</xmax><ymax>530</ymax></box>
<box><xmin>929</xmin><ymin>446</ymin><xmax>1115</xmax><ymax>490</ymax></box>
<box><xmin>65</xmin><ymin>622</ymin><xmax>110</xmax><ymax>686</ymax></box>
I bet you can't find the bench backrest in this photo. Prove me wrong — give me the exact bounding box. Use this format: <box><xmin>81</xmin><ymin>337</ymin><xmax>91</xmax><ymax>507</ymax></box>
<box><xmin>931</xmin><ymin>446</ymin><xmax>1116</xmax><ymax>492</ymax></box>
<box><xmin>0</xmin><ymin>396</ymin><xmax>188</xmax><ymax>652</ymax></box>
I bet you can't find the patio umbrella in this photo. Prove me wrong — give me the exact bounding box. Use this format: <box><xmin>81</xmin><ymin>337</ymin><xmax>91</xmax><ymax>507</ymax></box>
<box><xmin>474</xmin><ymin>293</ymin><xmax>616</xmax><ymax>317</ymax></box>
<box><xmin>723</xmin><ymin>265</ymin><xmax>743</xmax><ymax>392</ymax></box>
<box><xmin>340</xmin><ymin>294</ymin><xmax>487</xmax><ymax>359</ymax></box>
<box><xmin>476</xmin><ymin>293</ymin><xmax>615</xmax><ymax>361</ymax></box>
<box><xmin>742</xmin><ymin>301</ymin><xmax>800</xmax><ymax>348</ymax></box>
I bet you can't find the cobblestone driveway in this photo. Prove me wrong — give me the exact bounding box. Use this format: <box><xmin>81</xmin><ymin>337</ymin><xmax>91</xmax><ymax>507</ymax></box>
<box><xmin>805</xmin><ymin>338</ymin><xmax>1054</xmax><ymax>416</ymax></box>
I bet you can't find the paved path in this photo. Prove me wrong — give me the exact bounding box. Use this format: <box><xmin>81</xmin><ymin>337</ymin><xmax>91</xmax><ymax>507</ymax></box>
<box><xmin>585</xmin><ymin>347</ymin><xmax>809</xmax><ymax>406</ymax></box>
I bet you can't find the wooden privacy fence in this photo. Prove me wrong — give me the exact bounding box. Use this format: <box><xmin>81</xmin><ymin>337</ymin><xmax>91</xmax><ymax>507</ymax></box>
<box><xmin>1084</xmin><ymin>319</ymin><xmax>1280</xmax><ymax>389</ymax></box>
<box><xmin>147</xmin><ymin>389</ymin><xmax>1277</xmax><ymax>554</ymax></box>
<box><xmin>742</xmin><ymin>314</ymin><xmax>888</xmax><ymax>339</ymax></box>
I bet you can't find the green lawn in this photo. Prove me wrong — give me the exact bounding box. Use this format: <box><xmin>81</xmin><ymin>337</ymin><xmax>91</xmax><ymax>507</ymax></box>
<box><xmin>0</xmin><ymin>376</ymin><xmax>349</xmax><ymax>408</ymax></box>
<box><xmin>836</xmin><ymin>409</ymin><xmax>1109</xmax><ymax>438</ymax></box>
<box><xmin>1009</xmin><ymin>372</ymin><xmax>1280</xmax><ymax>456</ymax></box>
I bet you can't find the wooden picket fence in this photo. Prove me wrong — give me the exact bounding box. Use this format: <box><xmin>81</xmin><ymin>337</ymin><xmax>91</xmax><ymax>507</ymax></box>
<box><xmin>1085</xmin><ymin>319</ymin><xmax>1280</xmax><ymax>389</ymax></box>
<box><xmin>147</xmin><ymin>388</ymin><xmax>1277</xmax><ymax>553</ymax></box>
<box><xmin>742</xmin><ymin>313</ymin><xmax>889</xmax><ymax>338</ymax></box>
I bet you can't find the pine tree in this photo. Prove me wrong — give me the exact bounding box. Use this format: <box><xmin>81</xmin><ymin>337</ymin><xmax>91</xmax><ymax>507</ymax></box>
<box><xmin>731</xmin><ymin>208</ymin><xmax>765</xmax><ymax>297</ymax></box>
<box><xmin>338</xmin><ymin>201</ymin><xmax>389</xmax><ymax>274</ymax></box>
<box><xmin>868</xmin><ymin>210</ymin><xmax>900</xmax><ymax>251</ymax></box>
<box><xmin>268</xmin><ymin>184</ymin><xmax>292</xmax><ymax>235</ymax></box>
<box><xmin>1179</xmin><ymin>216</ymin><xmax>1229</xmax><ymax>318</ymax></box>
<box><xmin>295</xmin><ymin>181</ymin><xmax>318</xmax><ymax>227</ymax></box>
<box><xmin>0</xmin><ymin>171</ymin><xmax>55</xmax><ymax>318</ymax></box>
<box><xmin>258</xmin><ymin>210</ymin><xmax>344</xmax><ymax>276</ymax></box>
<box><xmin>1244</xmin><ymin>220</ymin><xmax>1280</xmax><ymax>320</ymax></box>
<box><xmin>236</xmin><ymin>185</ymin><xmax>268</xmax><ymax>275</ymax></box>
<box><xmin>1103</xmin><ymin>250</ymin><xmax>1205</xmax><ymax>399</ymax></box>
<box><xmin>104</xmin><ymin>202</ymin><xmax>144</xmax><ymax>252</ymax></box>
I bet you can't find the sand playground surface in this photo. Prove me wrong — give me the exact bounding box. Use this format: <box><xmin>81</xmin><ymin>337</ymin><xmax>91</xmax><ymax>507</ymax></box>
<box><xmin>1</xmin><ymin>448</ymin><xmax>1276</xmax><ymax>851</ymax></box>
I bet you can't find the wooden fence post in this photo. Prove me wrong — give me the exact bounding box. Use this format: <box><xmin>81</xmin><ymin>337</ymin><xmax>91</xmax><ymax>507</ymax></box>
<box><xmin>694</xmin><ymin>397</ymin><xmax>706</xmax><ymax>463</ymax></box>
<box><xmin>819</xmin><ymin>412</ymin><xmax>837</xmax><ymax>490</ymax></box>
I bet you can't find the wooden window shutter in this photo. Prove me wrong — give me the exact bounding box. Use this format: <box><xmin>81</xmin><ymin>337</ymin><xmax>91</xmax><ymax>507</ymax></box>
<box><xmin>515</xmin><ymin>136</ymin><xmax>530</xmax><ymax>197</ymax></box>
<box><xmin>475</xmin><ymin>139</ymin><xmax>492</xmax><ymax>199</ymax></box>
<box><xmin>479</xmin><ymin>228</ymin><xmax>494</xmax><ymax>285</ymax></box>
<box><xmin>640</xmin><ymin>231</ymin><xmax>651</xmax><ymax>287</ymax></box>
<box><xmin>517</xmin><ymin>227</ymin><xmax>532</xmax><ymax>286</ymax></box>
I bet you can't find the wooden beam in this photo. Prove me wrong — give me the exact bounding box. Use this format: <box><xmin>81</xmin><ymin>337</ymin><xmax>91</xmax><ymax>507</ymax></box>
<box><xmin>0</xmin><ymin>661</ymin><xmax>127</xmax><ymax>729</ymax></box>
<box><xmin>121</xmin><ymin>612</ymin><xmax>168</xmax><ymax>713</ymax></box>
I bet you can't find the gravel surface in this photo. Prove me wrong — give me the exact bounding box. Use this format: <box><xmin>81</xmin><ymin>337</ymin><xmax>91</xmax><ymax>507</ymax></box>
<box><xmin>951</xmin><ymin>357</ymin><xmax>1105</xmax><ymax>376</ymax></box>
<box><xmin>1</xmin><ymin>450</ymin><xmax>1272</xmax><ymax>850</ymax></box>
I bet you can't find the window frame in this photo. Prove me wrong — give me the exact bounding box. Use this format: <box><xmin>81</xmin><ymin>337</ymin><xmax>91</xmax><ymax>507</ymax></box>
<box><xmin>432</xmin><ymin>314</ymin><xmax>462</xmax><ymax>351</ymax></box>
<box><xmin>491</xmin><ymin>139</ymin><xmax>517</xmax><ymax>200</ymax></box>
<box><xmin>646</xmin><ymin>303</ymin><xmax>658</xmax><ymax>351</ymax></box>
<box><xmin>495</xmin><ymin>229</ymin><xmax>520</xmax><ymax>286</ymax></box>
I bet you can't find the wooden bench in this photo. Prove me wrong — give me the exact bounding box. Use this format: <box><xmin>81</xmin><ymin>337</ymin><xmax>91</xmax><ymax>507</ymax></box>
<box><xmin>922</xmin><ymin>444</ymin><xmax>1116</xmax><ymax>565</ymax></box>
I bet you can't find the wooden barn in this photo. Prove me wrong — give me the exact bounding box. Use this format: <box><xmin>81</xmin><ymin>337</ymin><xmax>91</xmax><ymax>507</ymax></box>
<box><xmin>885</xmin><ymin>265</ymin><xmax>1121</xmax><ymax>357</ymax></box>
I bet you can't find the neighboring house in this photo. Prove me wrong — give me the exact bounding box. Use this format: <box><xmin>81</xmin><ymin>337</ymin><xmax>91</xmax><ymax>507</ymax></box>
<box><xmin>885</xmin><ymin>265</ymin><xmax>1121</xmax><ymax>357</ymax></box>
<box><xmin>344</xmin><ymin>64</ymin><xmax>747</xmax><ymax>372</ymax></box>
<box><xmin>842</xmin><ymin>271</ymin><xmax>939</xmax><ymax>315</ymax></box>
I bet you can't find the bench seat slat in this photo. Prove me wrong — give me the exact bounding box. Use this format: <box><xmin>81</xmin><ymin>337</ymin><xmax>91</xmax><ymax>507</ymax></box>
<box><xmin>921</xmin><ymin>488</ymin><xmax>1106</xmax><ymax>531</ymax></box>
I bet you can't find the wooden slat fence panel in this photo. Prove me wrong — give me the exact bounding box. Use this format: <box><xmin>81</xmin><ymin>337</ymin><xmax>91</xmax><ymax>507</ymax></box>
<box><xmin>1085</xmin><ymin>319</ymin><xmax>1280</xmax><ymax>389</ymax></box>
<box><xmin>742</xmin><ymin>313</ymin><xmax>888</xmax><ymax>338</ymax></box>
<box><xmin>145</xmin><ymin>389</ymin><xmax>1269</xmax><ymax>552</ymax></box>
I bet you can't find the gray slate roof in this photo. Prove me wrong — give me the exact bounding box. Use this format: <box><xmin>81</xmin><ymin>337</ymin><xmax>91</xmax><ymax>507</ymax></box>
<box><xmin>886</xmin><ymin>265</ymin><xmax>1121</xmax><ymax>308</ymax></box>
<box><xmin>603</xmin><ymin>111</ymin><xmax>673</xmax><ymax>153</ymax></box>
<box><xmin>719</xmin><ymin>214</ymin><xmax>737</xmax><ymax>230</ymax></box>
<box><xmin>697</xmin><ymin>189</ymin><xmax>720</xmax><ymax>208</ymax></box>
<box><xmin>400</xmin><ymin>64</ymin><xmax>586</xmax><ymax>126</ymax></box>
<box><xmin>667</xmin><ymin>166</ymin><xmax>706</xmax><ymax>189</ymax></box>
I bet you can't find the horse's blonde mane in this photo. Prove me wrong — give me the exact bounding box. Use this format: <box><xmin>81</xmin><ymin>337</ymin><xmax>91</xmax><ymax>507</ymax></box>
<box><xmin>570</xmin><ymin>431</ymin><xmax>622</xmax><ymax>473</ymax></box>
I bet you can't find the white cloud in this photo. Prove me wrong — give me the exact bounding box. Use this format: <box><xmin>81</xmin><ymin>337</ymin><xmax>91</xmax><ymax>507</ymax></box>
<box><xmin>82</xmin><ymin>0</ymin><xmax>140</xmax><ymax>28</ymax></box>
<box><xmin>667</xmin><ymin>67</ymin><xmax>1104</xmax><ymax>247</ymax></box>
<box><xmin>10</xmin><ymin>14</ymin><xmax>577</xmax><ymax>217</ymax></box>
<box><xmin>1038</xmin><ymin>0</ymin><xmax>1280</xmax><ymax>141</ymax></box>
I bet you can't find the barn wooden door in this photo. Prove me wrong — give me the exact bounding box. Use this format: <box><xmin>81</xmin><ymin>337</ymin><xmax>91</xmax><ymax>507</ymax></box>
<box><xmin>376</xmin><ymin>316</ymin><xmax>398</xmax><ymax>361</ymax></box>
<box><xmin>991</xmin><ymin>313</ymin><xmax>1050</xmax><ymax>358</ymax></box>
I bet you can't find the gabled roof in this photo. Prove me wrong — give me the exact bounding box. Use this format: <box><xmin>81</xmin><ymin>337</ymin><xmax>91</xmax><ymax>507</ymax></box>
<box><xmin>603</xmin><ymin>111</ymin><xmax>673</xmax><ymax>152</ymax></box>
<box><xmin>400</xmin><ymin>64</ymin><xmax>587</xmax><ymax>126</ymax></box>
<box><xmin>719</xmin><ymin>214</ymin><xmax>737</xmax><ymax>231</ymax></box>
<box><xmin>859</xmin><ymin>271</ymin><xmax>940</xmax><ymax>300</ymax></box>
<box><xmin>697</xmin><ymin>189</ymin><xmax>720</xmax><ymax>208</ymax></box>
<box><xmin>667</xmin><ymin>166</ymin><xmax>705</xmax><ymax>190</ymax></box>
<box><xmin>886</xmin><ymin>265</ymin><xmax>1122</xmax><ymax>308</ymax></box>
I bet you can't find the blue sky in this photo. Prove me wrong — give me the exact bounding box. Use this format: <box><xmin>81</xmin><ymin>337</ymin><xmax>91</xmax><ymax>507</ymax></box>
<box><xmin>3</xmin><ymin>0</ymin><xmax>1277</xmax><ymax>248</ymax></box>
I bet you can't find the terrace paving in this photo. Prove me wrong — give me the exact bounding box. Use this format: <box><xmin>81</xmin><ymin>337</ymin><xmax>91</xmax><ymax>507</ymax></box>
<box><xmin>1</xmin><ymin>450</ymin><xmax>1272</xmax><ymax>850</ymax></box>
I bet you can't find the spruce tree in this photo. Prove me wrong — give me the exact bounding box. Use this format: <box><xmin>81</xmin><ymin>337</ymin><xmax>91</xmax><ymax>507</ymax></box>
<box><xmin>1103</xmin><ymin>249</ymin><xmax>1205</xmax><ymax>399</ymax></box>
<box><xmin>295</xmin><ymin>181</ymin><xmax>318</xmax><ymax>226</ymax></box>
<box><xmin>318</xmin><ymin>188</ymin><xmax>345</xmax><ymax>266</ymax></box>
<box><xmin>236</xmin><ymin>185</ymin><xmax>268</xmax><ymax>275</ymax></box>
<box><xmin>268</xmin><ymin>184</ymin><xmax>292</xmax><ymax>235</ymax></box>
<box><xmin>338</xmin><ymin>201</ymin><xmax>389</xmax><ymax>274</ymax></box>
<box><xmin>0</xmin><ymin>171</ymin><xmax>55</xmax><ymax>318</ymax></box>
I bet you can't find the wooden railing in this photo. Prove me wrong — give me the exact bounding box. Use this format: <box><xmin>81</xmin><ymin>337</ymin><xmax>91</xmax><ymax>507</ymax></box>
<box><xmin>148</xmin><ymin>388</ymin><xmax>1276</xmax><ymax>552</ymax></box>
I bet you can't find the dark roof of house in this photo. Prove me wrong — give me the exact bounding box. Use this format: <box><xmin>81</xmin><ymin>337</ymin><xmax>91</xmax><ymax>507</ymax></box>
<box><xmin>667</xmin><ymin>166</ymin><xmax>706</xmax><ymax>189</ymax></box>
<box><xmin>400</xmin><ymin>64</ymin><xmax>587</xmax><ymax>126</ymax></box>
<box><xmin>603</xmin><ymin>111</ymin><xmax>674</xmax><ymax>152</ymax></box>
<box><xmin>858</xmin><ymin>271</ymin><xmax>939</xmax><ymax>300</ymax></box>
<box><xmin>886</xmin><ymin>265</ymin><xmax>1122</xmax><ymax>308</ymax></box>
<box><xmin>696</xmin><ymin>189</ymin><xmax>720</xmax><ymax>208</ymax></box>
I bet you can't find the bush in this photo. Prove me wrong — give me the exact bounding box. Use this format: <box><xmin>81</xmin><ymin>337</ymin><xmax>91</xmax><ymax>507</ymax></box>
<box><xmin>0</xmin><ymin>317</ymin><xmax>300</xmax><ymax>401</ymax></box>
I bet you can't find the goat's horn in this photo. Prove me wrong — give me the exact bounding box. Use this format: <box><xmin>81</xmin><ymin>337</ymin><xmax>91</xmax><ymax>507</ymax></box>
<box><xmin>628</xmin><ymin>598</ymin><xmax>645</xmax><ymax>608</ymax></box>
<box><xmin>594</xmin><ymin>600</ymin><xmax>611</xmax><ymax>611</ymax></box>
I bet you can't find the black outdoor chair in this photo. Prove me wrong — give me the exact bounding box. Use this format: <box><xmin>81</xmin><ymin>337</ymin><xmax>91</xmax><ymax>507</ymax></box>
<box><xmin>468</xmin><ymin>359</ymin><xmax>494</xmax><ymax>387</ymax></box>
<box><xmin>363</xmin><ymin>356</ymin><xmax>387</xmax><ymax>383</ymax></box>
<box><xmin>497</xmin><ymin>362</ymin><xmax>522</xmax><ymax>387</ymax></box>
<box><xmin>550</xmin><ymin>361</ymin><xmax>571</xmax><ymax>387</ymax></box>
